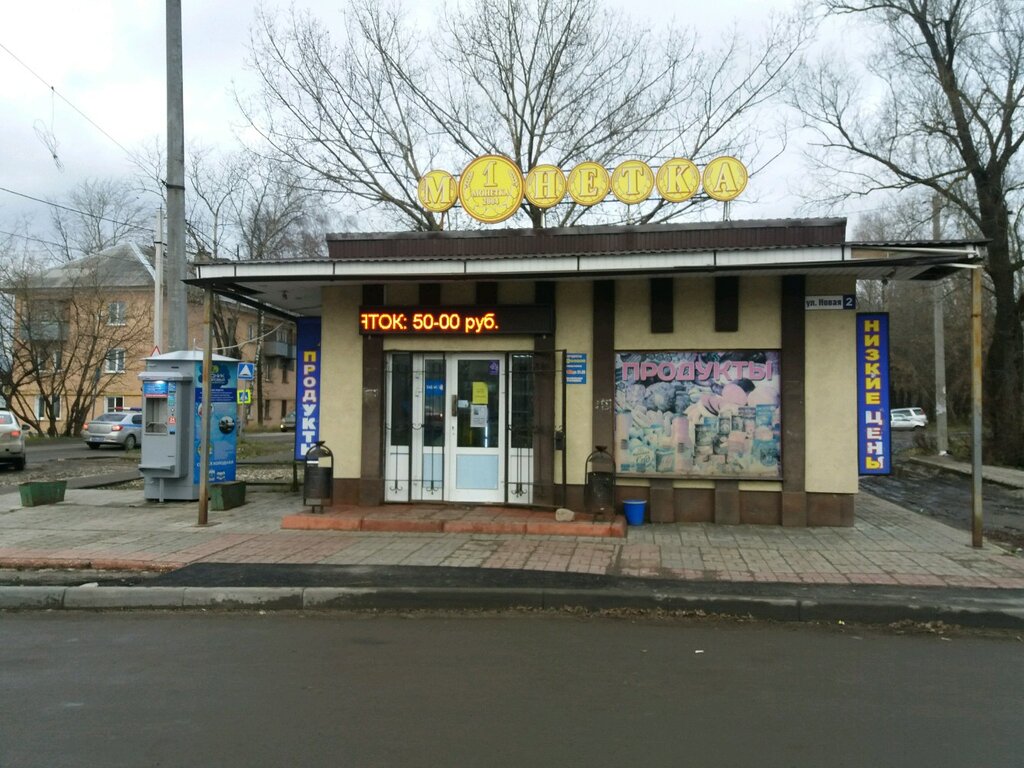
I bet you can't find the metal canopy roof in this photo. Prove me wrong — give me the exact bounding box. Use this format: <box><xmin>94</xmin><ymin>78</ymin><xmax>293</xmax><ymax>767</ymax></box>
<box><xmin>187</xmin><ymin>219</ymin><xmax>986</xmax><ymax>320</ymax></box>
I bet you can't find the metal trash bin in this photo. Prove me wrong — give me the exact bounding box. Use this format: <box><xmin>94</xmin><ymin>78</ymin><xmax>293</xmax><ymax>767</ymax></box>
<box><xmin>303</xmin><ymin>441</ymin><xmax>333</xmax><ymax>513</ymax></box>
<box><xmin>584</xmin><ymin>445</ymin><xmax>615</xmax><ymax>521</ymax></box>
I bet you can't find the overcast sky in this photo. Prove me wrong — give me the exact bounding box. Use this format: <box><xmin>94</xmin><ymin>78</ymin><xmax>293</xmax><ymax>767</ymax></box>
<box><xmin>1</xmin><ymin>0</ymin><xmax>824</xmax><ymax>246</ymax></box>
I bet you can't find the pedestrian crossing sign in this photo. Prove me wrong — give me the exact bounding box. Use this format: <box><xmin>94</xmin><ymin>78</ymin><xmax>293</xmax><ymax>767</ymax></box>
<box><xmin>237</xmin><ymin>362</ymin><xmax>255</xmax><ymax>380</ymax></box>
<box><xmin>237</xmin><ymin>389</ymin><xmax>252</xmax><ymax>404</ymax></box>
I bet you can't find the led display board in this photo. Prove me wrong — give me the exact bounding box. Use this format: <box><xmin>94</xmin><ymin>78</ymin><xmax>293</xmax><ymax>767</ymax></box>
<box><xmin>358</xmin><ymin>305</ymin><xmax>554</xmax><ymax>336</ymax></box>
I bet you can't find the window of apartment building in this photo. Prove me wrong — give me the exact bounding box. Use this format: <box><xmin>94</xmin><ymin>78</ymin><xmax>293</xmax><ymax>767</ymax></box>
<box><xmin>248</xmin><ymin>323</ymin><xmax>256</xmax><ymax>340</ymax></box>
<box><xmin>105</xmin><ymin>348</ymin><xmax>126</xmax><ymax>373</ymax></box>
<box><xmin>35</xmin><ymin>395</ymin><xmax>61</xmax><ymax>420</ymax></box>
<box><xmin>281</xmin><ymin>357</ymin><xmax>289</xmax><ymax>384</ymax></box>
<box><xmin>34</xmin><ymin>346</ymin><xmax>62</xmax><ymax>373</ymax></box>
<box><xmin>106</xmin><ymin>396</ymin><xmax>125</xmax><ymax>412</ymax></box>
<box><xmin>107</xmin><ymin>301</ymin><xmax>127</xmax><ymax>326</ymax></box>
<box><xmin>264</xmin><ymin>361</ymin><xmax>274</xmax><ymax>383</ymax></box>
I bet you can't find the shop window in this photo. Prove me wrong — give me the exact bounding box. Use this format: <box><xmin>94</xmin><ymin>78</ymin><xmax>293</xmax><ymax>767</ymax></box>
<box><xmin>715</xmin><ymin>276</ymin><xmax>739</xmax><ymax>332</ymax></box>
<box><xmin>509</xmin><ymin>354</ymin><xmax>534</xmax><ymax>450</ymax></box>
<box><xmin>650</xmin><ymin>278</ymin><xmax>674</xmax><ymax>334</ymax></box>
<box><xmin>389</xmin><ymin>353</ymin><xmax>412</xmax><ymax>447</ymax></box>
<box><xmin>423</xmin><ymin>358</ymin><xmax>445</xmax><ymax>448</ymax></box>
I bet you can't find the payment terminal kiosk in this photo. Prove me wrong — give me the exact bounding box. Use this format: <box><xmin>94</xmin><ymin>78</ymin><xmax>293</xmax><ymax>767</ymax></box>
<box><xmin>138</xmin><ymin>351</ymin><xmax>239</xmax><ymax>501</ymax></box>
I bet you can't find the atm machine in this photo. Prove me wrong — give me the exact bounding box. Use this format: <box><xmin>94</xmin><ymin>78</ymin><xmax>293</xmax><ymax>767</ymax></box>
<box><xmin>138</xmin><ymin>351</ymin><xmax>239</xmax><ymax>501</ymax></box>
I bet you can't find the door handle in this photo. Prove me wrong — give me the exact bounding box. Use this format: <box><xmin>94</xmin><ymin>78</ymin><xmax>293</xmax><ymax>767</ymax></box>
<box><xmin>451</xmin><ymin>394</ymin><xmax>458</xmax><ymax>417</ymax></box>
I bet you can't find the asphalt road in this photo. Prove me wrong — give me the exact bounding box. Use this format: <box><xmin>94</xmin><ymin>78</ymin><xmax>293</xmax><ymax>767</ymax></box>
<box><xmin>24</xmin><ymin>438</ymin><xmax>98</xmax><ymax>462</ymax></box>
<box><xmin>0</xmin><ymin>612</ymin><xmax>1020</xmax><ymax>768</ymax></box>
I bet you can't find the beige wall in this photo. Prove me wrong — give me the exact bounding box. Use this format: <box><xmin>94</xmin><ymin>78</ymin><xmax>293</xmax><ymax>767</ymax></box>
<box><xmin>805</xmin><ymin>276</ymin><xmax>858</xmax><ymax>493</ymax></box>
<box><xmin>615</xmin><ymin>276</ymin><xmax>781</xmax><ymax>348</ymax></box>
<box><xmin>555</xmin><ymin>281</ymin><xmax>594</xmax><ymax>485</ymax></box>
<box><xmin>320</xmin><ymin>285</ymin><xmax>364</xmax><ymax>479</ymax></box>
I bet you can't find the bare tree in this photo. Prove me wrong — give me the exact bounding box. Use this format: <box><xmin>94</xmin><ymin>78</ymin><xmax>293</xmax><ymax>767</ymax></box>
<box><xmin>186</xmin><ymin>145</ymin><xmax>249</xmax><ymax>260</ymax></box>
<box><xmin>1</xmin><ymin>250</ymin><xmax>152</xmax><ymax>436</ymax></box>
<box><xmin>49</xmin><ymin>178</ymin><xmax>151</xmax><ymax>262</ymax></box>
<box><xmin>231</xmin><ymin>158</ymin><xmax>322</xmax><ymax>422</ymax></box>
<box><xmin>239</xmin><ymin>0</ymin><xmax>810</xmax><ymax>230</ymax></box>
<box><xmin>791</xmin><ymin>0</ymin><xmax>1024</xmax><ymax>465</ymax></box>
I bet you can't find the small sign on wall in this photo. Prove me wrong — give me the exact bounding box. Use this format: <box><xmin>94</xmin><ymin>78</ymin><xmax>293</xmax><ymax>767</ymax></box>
<box><xmin>565</xmin><ymin>353</ymin><xmax>587</xmax><ymax>384</ymax></box>
<box><xmin>805</xmin><ymin>295</ymin><xmax>856</xmax><ymax>310</ymax></box>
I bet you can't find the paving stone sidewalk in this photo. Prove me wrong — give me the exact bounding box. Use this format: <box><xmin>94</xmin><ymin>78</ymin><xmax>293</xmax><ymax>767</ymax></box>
<box><xmin>1</xmin><ymin>488</ymin><xmax>1022</xmax><ymax>589</ymax></box>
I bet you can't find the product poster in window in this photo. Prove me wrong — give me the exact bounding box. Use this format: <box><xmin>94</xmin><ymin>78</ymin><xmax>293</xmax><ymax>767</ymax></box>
<box><xmin>615</xmin><ymin>351</ymin><xmax>781</xmax><ymax>478</ymax></box>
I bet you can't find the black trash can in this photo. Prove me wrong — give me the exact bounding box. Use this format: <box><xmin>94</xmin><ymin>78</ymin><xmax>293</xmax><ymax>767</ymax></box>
<box><xmin>584</xmin><ymin>445</ymin><xmax>615</xmax><ymax>521</ymax></box>
<box><xmin>303</xmin><ymin>441</ymin><xmax>333</xmax><ymax>513</ymax></box>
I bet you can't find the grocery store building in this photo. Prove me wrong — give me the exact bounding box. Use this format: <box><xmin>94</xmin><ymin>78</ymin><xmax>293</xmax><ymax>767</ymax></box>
<box><xmin>190</xmin><ymin>217</ymin><xmax>982</xmax><ymax>526</ymax></box>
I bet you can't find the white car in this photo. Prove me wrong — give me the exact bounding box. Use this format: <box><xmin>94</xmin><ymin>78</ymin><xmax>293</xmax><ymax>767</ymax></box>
<box><xmin>890</xmin><ymin>407</ymin><xmax>928</xmax><ymax>430</ymax></box>
<box><xmin>0</xmin><ymin>410</ymin><xmax>27</xmax><ymax>470</ymax></box>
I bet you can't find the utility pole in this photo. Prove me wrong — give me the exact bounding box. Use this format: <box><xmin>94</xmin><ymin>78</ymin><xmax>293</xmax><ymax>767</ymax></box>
<box><xmin>165</xmin><ymin>0</ymin><xmax>187</xmax><ymax>352</ymax></box>
<box><xmin>153</xmin><ymin>207</ymin><xmax>164</xmax><ymax>354</ymax></box>
<box><xmin>931</xmin><ymin>195</ymin><xmax>949</xmax><ymax>455</ymax></box>
<box><xmin>970</xmin><ymin>263</ymin><xmax>983</xmax><ymax>548</ymax></box>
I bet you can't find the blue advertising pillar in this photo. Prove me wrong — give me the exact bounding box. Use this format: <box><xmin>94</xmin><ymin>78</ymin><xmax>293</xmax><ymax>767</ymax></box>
<box><xmin>294</xmin><ymin>318</ymin><xmax>322</xmax><ymax>461</ymax></box>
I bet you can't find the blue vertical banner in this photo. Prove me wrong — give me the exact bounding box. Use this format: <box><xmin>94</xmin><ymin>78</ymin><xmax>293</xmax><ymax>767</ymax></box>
<box><xmin>856</xmin><ymin>313</ymin><xmax>891</xmax><ymax>475</ymax></box>
<box><xmin>295</xmin><ymin>317</ymin><xmax>322</xmax><ymax>461</ymax></box>
<box><xmin>193</xmin><ymin>360</ymin><xmax>238</xmax><ymax>484</ymax></box>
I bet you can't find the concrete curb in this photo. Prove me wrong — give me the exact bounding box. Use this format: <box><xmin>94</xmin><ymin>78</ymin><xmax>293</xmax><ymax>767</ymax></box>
<box><xmin>2</xmin><ymin>586</ymin><xmax>1022</xmax><ymax>629</ymax></box>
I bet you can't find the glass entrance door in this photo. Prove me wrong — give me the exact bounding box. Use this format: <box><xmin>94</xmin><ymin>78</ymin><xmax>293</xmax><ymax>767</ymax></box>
<box><xmin>384</xmin><ymin>353</ymin><xmax>506</xmax><ymax>504</ymax></box>
<box><xmin>447</xmin><ymin>355</ymin><xmax>504</xmax><ymax>503</ymax></box>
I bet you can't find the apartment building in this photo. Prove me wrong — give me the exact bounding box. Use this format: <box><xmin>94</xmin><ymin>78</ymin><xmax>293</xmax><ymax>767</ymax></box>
<box><xmin>4</xmin><ymin>242</ymin><xmax>295</xmax><ymax>434</ymax></box>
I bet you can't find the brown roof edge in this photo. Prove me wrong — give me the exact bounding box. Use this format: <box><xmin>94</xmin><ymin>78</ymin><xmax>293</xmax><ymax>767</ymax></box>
<box><xmin>326</xmin><ymin>217</ymin><xmax>849</xmax><ymax>261</ymax></box>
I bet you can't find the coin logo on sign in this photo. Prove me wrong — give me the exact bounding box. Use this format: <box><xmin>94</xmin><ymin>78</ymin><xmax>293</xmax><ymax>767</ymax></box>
<box><xmin>655</xmin><ymin>158</ymin><xmax>700</xmax><ymax>203</ymax></box>
<box><xmin>418</xmin><ymin>170</ymin><xmax>458</xmax><ymax>212</ymax></box>
<box><xmin>525</xmin><ymin>164</ymin><xmax>567</xmax><ymax>209</ymax></box>
<box><xmin>611</xmin><ymin>160</ymin><xmax>654</xmax><ymax>204</ymax></box>
<box><xmin>459</xmin><ymin>155</ymin><xmax>524</xmax><ymax>223</ymax></box>
<box><xmin>702</xmin><ymin>156</ymin><xmax>748</xmax><ymax>202</ymax></box>
<box><xmin>567</xmin><ymin>161</ymin><xmax>610</xmax><ymax>205</ymax></box>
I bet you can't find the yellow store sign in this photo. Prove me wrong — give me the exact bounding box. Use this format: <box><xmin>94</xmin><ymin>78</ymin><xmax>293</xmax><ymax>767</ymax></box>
<box><xmin>421</xmin><ymin>154</ymin><xmax>747</xmax><ymax>224</ymax></box>
<box><xmin>458</xmin><ymin>155</ymin><xmax>524</xmax><ymax>223</ymax></box>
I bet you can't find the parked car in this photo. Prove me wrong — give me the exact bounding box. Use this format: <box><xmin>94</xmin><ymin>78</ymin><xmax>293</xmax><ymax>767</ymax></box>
<box><xmin>0</xmin><ymin>410</ymin><xmax>27</xmax><ymax>470</ymax></box>
<box><xmin>890</xmin><ymin>407</ymin><xmax>928</xmax><ymax>430</ymax></box>
<box><xmin>83</xmin><ymin>410</ymin><xmax>143</xmax><ymax>450</ymax></box>
<box><xmin>280</xmin><ymin>410</ymin><xmax>296</xmax><ymax>432</ymax></box>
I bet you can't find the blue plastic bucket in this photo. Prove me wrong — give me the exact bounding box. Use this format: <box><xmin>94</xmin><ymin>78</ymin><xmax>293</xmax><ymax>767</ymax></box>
<box><xmin>623</xmin><ymin>499</ymin><xmax>646</xmax><ymax>526</ymax></box>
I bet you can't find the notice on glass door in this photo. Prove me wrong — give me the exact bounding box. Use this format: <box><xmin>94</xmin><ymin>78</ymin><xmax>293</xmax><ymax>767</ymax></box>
<box><xmin>472</xmin><ymin>381</ymin><xmax>489</xmax><ymax>404</ymax></box>
<box><xmin>470</xmin><ymin>404</ymin><xmax>488</xmax><ymax>428</ymax></box>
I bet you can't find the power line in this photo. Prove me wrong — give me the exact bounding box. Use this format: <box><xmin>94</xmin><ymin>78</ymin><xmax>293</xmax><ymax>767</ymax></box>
<box><xmin>0</xmin><ymin>229</ymin><xmax>83</xmax><ymax>252</ymax></box>
<box><xmin>1</xmin><ymin>184</ymin><xmax>224</xmax><ymax>256</ymax></box>
<box><xmin>0</xmin><ymin>39</ymin><xmax>139</xmax><ymax>162</ymax></box>
<box><xmin>0</xmin><ymin>185</ymin><xmax>150</xmax><ymax>233</ymax></box>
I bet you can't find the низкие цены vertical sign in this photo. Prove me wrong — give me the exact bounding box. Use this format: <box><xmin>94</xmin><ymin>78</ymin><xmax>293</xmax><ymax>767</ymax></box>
<box><xmin>856</xmin><ymin>313</ymin><xmax>891</xmax><ymax>475</ymax></box>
